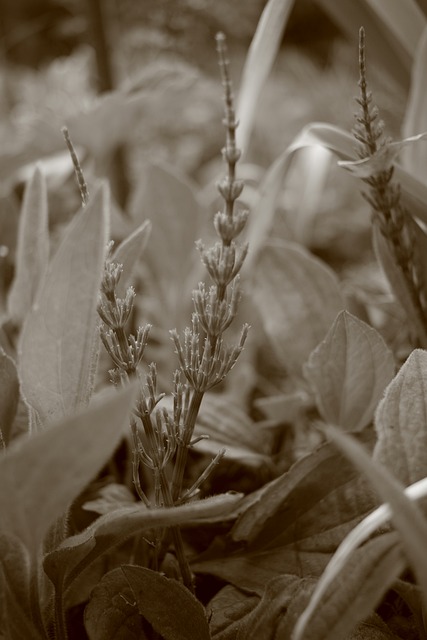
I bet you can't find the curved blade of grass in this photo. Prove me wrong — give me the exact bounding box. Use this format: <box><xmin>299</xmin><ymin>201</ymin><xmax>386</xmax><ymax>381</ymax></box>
<box><xmin>19</xmin><ymin>183</ymin><xmax>109</xmax><ymax>426</ymax></box>
<box><xmin>236</xmin><ymin>0</ymin><xmax>295</xmax><ymax>156</ymax></box>
<box><xmin>0</xmin><ymin>382</ymin><xmax>138</xmax><ymax>560</ymax></box>
<box><xmin>7</xmin><ymin>166</ymin><xmax>49</xmax><ymax>326</ymax></box>
<box><xmin>403</xmin><ymin>24</ymin><xmax>427</xmax><ymax>180</ymax></box>
<box><xmin>293</xmin><ymin>475</ymin><xmax>427</xmax><ymax>640</ymax></box>
<box><xmin>310</xmin><ymin>426</ymin><xmax>427</xmax><ymax>617</ymax></box>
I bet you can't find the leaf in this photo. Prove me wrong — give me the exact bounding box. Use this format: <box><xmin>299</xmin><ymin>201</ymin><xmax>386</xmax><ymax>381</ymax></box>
<box><xmin>0</xmin><ymin>381</ymin><xmax>138</xmax><ymax>559</ymax></box>
<box><xmin>243</xmin><ymin>122</ymin><xmax>427</xmax><ymax>270</ymax></box>
<box><xmin>293</xmin><ymin>531</ymin><xmax>405</xmax><ymax>640</ymax></box>
<box><xmin>0</xmin><ymin>350</ymin><xmax>20</xmax><ymax>448</ymax></box>
<box><xmin>207</xmin><ymin>585</ymin><xmax>259</xmax><ymax>640</ymax></box>
<box><xmin>112</xmin><ymin>220</ymin><xmax>152</xmax><ymax>297</ymax></box>
<box><xmin>320</xmin><ymin>424</ymin><xmax>427</xmax><ymax>613</ymax></box>
<box><xmin>7</xmin><ymin>166</ymin><xmax>49</xmax><ymax>326</ymax></box>
<box><xmin>253</xmin><ymin>240</ymin><xmax>345</xmax><ymax>374</ymax></box>
<box><xmin>128</xmin><ymin>162</ymin><xmax>202</xmax><ymax>328</ymax></box>
<box><xmin>122</xmin><ymin>565</ymin><xmax>211</xmax><ymax>640</ymax></box>
<box><xmin>403</xmin><ymin>24</ymin><xmax>427</xmax><ymax>179</ymax></box>
<box><xmin>83</xmin><ymin>567</ymin><xmax>145</xmax><ymax>640</ymax></box>
<box><xmin>192</xmin><ymin>439</ymin><xmax>376</xmax><ymax>593</ymax></box>
<box><xmin>374</xmin><ymin>348</ymin><xmax>427</xmax><ymax>485</ymax></box>
<box><xmin>236</xmin><ymin>575</ymin><xmax>316</xmax><ymax>640</ymax></box>
<box><xmin>44</xmin><ymin>492</ymin><xmax>243</xmax><ymax>597</ymax></box>
<box><xmin>236</xmin><ymin>0</ymin><xmax>295</xmax><ymax>155</ymax></box>
<box><xmin>0</xmin><ymin>533</ymin><xmax>45</xmax><ymax>640</ymax></box>
<box><xmin>304</xmin><ymin>310</ymin><xmax>395</xmax><ymax>431</ymax></box>
<box><xmin>19</xmin><ymin>183</ymin><xmax>109</xmax><ymax>426</ymax></box>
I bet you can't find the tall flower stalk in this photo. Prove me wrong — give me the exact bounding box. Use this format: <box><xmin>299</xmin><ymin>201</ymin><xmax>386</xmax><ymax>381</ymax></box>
<box><xmin>96</xmin><ymin>32</ymin><xmax>249</xmax><ymax>592</ymax></box>
<box><xmin>344</xmin><ymin>28</ymin><xmax>427</xmax><ymax>346</ymax></box>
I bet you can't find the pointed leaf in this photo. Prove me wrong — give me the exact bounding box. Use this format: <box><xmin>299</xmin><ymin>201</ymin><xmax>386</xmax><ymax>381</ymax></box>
<box><xmin>293</xmin><ymin>531</ymin><xmax>405</xmax><ymax>640</ymax></box>
<box><xmin>7</xmin><ymin>166</ymin><xmax>49</xmax><ymax>326</ymax></box>
<box><xmin>253</xmin><ymin>240</ymin><xmax>345</xmax><ymax>374</ymax></box>
<box><xmin>128</xmin><ymin>162</ymin><xmax>201</xmax><ymax>327</ymax></box>
<box><xmin>0</xmin><ymin>533</ymin><xmax>45</xmax><ymax>639</ymax></box>
<box><xmin>83</xmin><ymin>567</ymin><xmax>145</xmax><ymax>640</ymax></box>
<box><xmin>0</xmin><ymin>381</ymin><xmax>137</xmax><ymax>559</ymax></box>
<box><xmin>19</xmin><ymin>183</ymin><xmax>109</xmax><ymax>425</ymax></box>
<box><xmin>237</xmin><ymin>0</ymin><xmax>295</xmax><ymax>155</ymax></box>
<box><xmin>374</xmin><ymin>348</ymin><xmax>427</xmax><ymax>485</ymax></box>
<box><xmin>304</xmin><ymin>310</ymin><xmax>395</xmax><ymax>431</ymax></box>
<box><xmin>192</xmin><ymin>439</ymin><xmax>376</xmax><ymax>593</ymax></box>
<box><xmin>0</xmin><ymin>350</ymin><xmax>20</xmax><ymax>448</ymax></box>
<box><xmin>321</xmin><ymin>424</ymin><xmax>427</xmax><ymax>612</ymax></box>
<box><xmin>121</xmin><ymin>565</ymin><xmax>211</xmax><ymax>640</ymax></box>
<box><xmin>112</xmin><ymin>220</ymin><xmax>152</xmax><ymax>297</ymax></box>
<box><xmin>44</xmin><ymin>492</ymin><xmax>243</xmax><ymax>596</ymax></box>
<box><xmin>403</xmin><ymin>24</ymin><xmax>427</xmax><ymax>178</ymax></box>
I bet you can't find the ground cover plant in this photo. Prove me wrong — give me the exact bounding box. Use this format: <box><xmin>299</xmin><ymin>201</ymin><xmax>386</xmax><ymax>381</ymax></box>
<box><xmin>3</xmin><ymin>0</ymin><xmax>427</xmax><ymax>638</ymax></box>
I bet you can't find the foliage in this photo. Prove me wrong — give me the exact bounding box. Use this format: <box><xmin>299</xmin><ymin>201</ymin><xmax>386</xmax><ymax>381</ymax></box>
<box><xmin>2</xmin><ymin>0</ymin><xmax>427</xmax><ymax>639</ymax></box>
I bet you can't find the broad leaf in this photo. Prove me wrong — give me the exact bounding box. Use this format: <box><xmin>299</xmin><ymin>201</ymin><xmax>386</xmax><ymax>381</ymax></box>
<box><xmin>207</xmin><ymin>585</ymin><xmax>259</xmax><ymax>640</ymax></box>
<box><xmin>44</xmin><ymin>492</ymin><xmax>244</xmax><ymax>597</ymax></box>
<box><xmin>403</xmin><ymin>24</ymin><xmax>427</xmax><ymax>179</ymax></box>
<box><xmin>192</xmin><ymin>440</ymin><xmax>375</xmax><ymax>593</ymax></box>
<box><xmin>128</xmin><ymin>162</ymin><xmax>202</xmax><ymax>328</ymax></box>
<box><xmin>0</xmin><ymin>382</ymin><xmax>137</xmax><ymax>559</ymax></box>
<box><xmin>112</xmin><ymin>220</ymin><xmax>152</xmax><ymax>297</ymax></box>
<box><xmin>293</xmin><ymin>531</ymin><xmax>405</xmax><ymax>640</ymax></box>
<box><xmin>253</xmin><ymin>240</ymin><xmax>345</xmax><ymax>374</ymax></box>
<box><xmin>19</xmin><ymin>183</ymin><xmax>109</xmax><ymax>426</ymax></box>
<box><xmin>304</xmin><ymin>310</ymin><xmax>395</xmax><ymax>431</ymax></box>
<box><xmin>84</xmin><ymin>567</ymin><xmax>146</xmax><ymax>640</ymax></box>
<box><xmin>7</xmin><ymin>166</ymin><xmax>49</xmax><ymax>326</ymax></box>
<box><xmin>237</xmin><ymin>0</ymin><xmax>295</xmax><ymax>155</ymax></box>
<box><xmin>0</xmin><ymin>533</ymin><xmax>45</xmax><ymax>640</ymax></box>
<box><xmin>0</xmin><ymin>350</ymin><xmax>20</xmax><ymax>448</ymax></box>
<box><xmin>321</xmin><ymin>424</ymin><xmax>427</xmax><ymax>612</ymax></box>
<box><xmin>122</xmin><ymin>565</ymin><xmax>211</xmax><ymax>640</ymax></box>
<box><xmin>374</xmin><ymin>348</ymin><xmax>427</xmax><ymax>485</ymax></box>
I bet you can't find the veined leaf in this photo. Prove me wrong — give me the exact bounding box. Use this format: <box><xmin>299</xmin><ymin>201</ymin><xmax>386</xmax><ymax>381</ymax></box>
<box><xmin>44</xmin><ymin>492</ymin><xmax>243</xmax><ymax>597</ymax></box>
<box><xmin>19</xmin><ymin>183</ymin><xmax>109</xmax><ymax>426</ymax></box>
<box><xmin>320</xmin><ymin>425</ymin><xmax>427</xmax><ymax>613</ymax></box>
<box><xmin>192</xmin><ymin>440</ymin><xmax>375</xmax><ymax>593</ymax></box>
<box><xmin>0</xmin><ymin>533</ymin><xmax>45</xmax><ymax>640</ymax></box>
<box><xmin>7</xmin><ymin>166</ymin><xmax>49</xmax><ymax>326</ymax></box>
<box><xmin>293</xmin><ymin>531</ymin><xmax>404</xmax><ymax>640</ymax></box>
<box><xmin>304</xmin><ymin>310</ymin><xmax>395</xmax><ymax>431</ymax></box>
<box><xmin>374</xmin><ymin>348</ymin><xmax>427</xmax><ymax>485</ymax></box>
<box><xmin>0</xmin><ymin>381</ymin><xmax>137</xmax><ymax>559</ymax></box>
<box><xmin>112</xmin><ymin>220</ymin><xmax>152</xmax><ymax>298</ymax></box>
<box><xmin>83</xmin><ymin>567</ymin><xmax>143</xmax><ymax>640</ymax></box>
<box><xmin>253</xmin><ymin>240</ymin><xmax>345</xmax><ymax>374</ymax></box>
<box><xmin>403</xmin><ymin>24</ymin><xmax>427</xmax><ymax>180</ymax></box>
<box><xmin>0</xmin><ymin>350</ymin><xmax>20</xmax><ymax>448</ymax></box>
<box><xmin>237</xmin><ymin>0</ymin><xmax>295</xmax><ymax>155</ymax></box>
<box><xmin>123</xmin><ymin>566</ymin><xmax>211</xmax><ymax>640</ymax></box>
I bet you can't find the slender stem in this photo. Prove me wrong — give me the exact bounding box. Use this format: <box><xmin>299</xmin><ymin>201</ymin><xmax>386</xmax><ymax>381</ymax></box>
<box><xmin>171</xmin><ymin>389</ymin><xmax>204</xmax><ymax>502</ymax></box>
